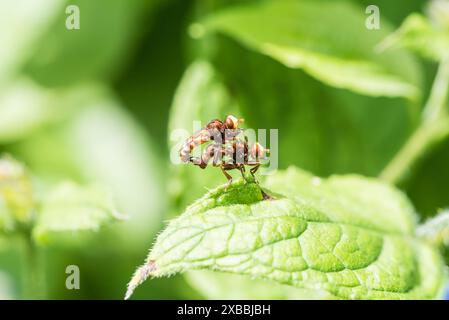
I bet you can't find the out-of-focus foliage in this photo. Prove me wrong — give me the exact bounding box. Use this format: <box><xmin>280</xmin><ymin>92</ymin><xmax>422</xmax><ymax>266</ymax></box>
<box><xmin>427</xmin><ymin>0</ymin><xmax>449</xmax><ymax>31</ymax></box>
<box><xmin>0</xmin><ymin>0</ymin><xmax>174</xmax><ymax>299</ymax></box>
<box><xmin>0</xmin><ymin>271</ymin><xmax>14</xmax><ymax>299</ymax></box>
<box><xmin>0</xmin><ymin>78</ymin><xmax>58</xmax><ymax>143</ymax></box>
<box><xmin>1</xmin><ymin>0</ymin><xmax>449</xmax><ymax>300</ymax></box>
<box><xmin>378</xmin><ymin>13</ymin><xmax>449</xmax><ymax>62</ymax></box>
<box><xmin>0</xmin><ymin>0</ymin><xmax>60</xmax><ymax>85</ymax></box>
<box><xmin>405</xmin><ymin>139</ymin><xmax>449</xmax><ymax>218</ymax></box>
<box><xmin>0</xmin><ymin>156</ymin><xmax>33</xmax><ymax>227</ymax></box>
<box><xmin>0</xmin><ymin>155</ymin><xmax>123</xmax><ymax>241</ymax></box>
<box><xmin>18</xmin><ymin>0</ymin><xmax>159</xmax><ymax>87</ymax></box>
<box><xmin>198</xmin><ymin>0</ymin><xmax>420</xmax><ymax>99</ymax></box>
<box><xmin>16</xmin><ymin>87</ymin><xmax>165</xmax><ymax>233</ymax></box>
<box><xmin>33</xmin><ymin>182</ymin><xmax>126</xmax><ymax>245</ymax></box>
<box><xmin>0</xmin><ymin>155</ymin><xmax>125</xmax><ymax>297</ymax></box>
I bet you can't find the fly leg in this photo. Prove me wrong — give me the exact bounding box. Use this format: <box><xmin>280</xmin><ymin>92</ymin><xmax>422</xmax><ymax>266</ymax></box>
<box><xmin>248</xmin><ymin>163</ymin><xmax>260</xmax><ymax>183</ymax></box>
<box><xmin>220</xmin><ymin>165</ymin><xmax>233</xmax><ymax>190</ymax></box>
<box><xmin>238</xmin><ymin>165</ymin><xmax>249</xmax><ymax>183</ymax></box>
<box><xmin>189</xmin><ymin>156</ymin><xmax>206</xmax><ymax>169</ymax></box>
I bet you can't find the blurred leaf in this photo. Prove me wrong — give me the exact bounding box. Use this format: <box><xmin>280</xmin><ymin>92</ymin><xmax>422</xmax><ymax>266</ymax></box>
<box><xmin>378</xmin><ymin>13</ymin><xmax>449</xmax><ymax>62</ymax></box>
<box><xmin>0</xmin><ymin>156</ymin><xmax>33</xmax><ymax>226</ymax></box>
<box><xmin>127</xmin><ymin>167</ymin><xmax>445</xmax><ymax>300</ymax></box>
<box><xmin>0</xmin><ymin>0</ymin><xmax>61</xmax><ymax>86</ymax></box>
<box><xmin>116</xmin><ymin>0</ymin><xmax>191</xmax><ymax>147</ymax></box>
<box><xmin>427</xmin><ymin>0</ymin><xmax>449</xmax><ymax>31</ymax></box>
<box><xmin>33</xmin><ymin>182</ymin><xmax>124</xmax><ymax>245</ymax></box>
<box><xmin>12</xmin><ymin>86</ymin><xmax>166</xmax><ymax>240</ymax></box>
<box><xmin>0</xmin><ymin>271</ymin><xmax>15</xmax><ymax>299</ymax></box>
<box><xmin>404</xmin><ymin>130</ymin><xmax>449</xmax><ymax>218</ymax></box>
<box><xmin>0</xmin><ymin>78</ymin><xmax>59</xmax><ymax>144</ymax></box>
<box><xmin>168</xmin><ymin>61</ymin><xmax>237</xmax><ymax>132</ymax></box>
<box><xmin>354</xmin><ymin>0</ymin><xmax>428</xmax><ymax>25</ymax></box>
<box><xmin>198</xmin><ymin>0</ymin><xmax>420</xmax><ymax>99</ymax></box>
<box><xmin>66</xmin><ymin>89</ymin><xmax>166</xmax><ymax>231</ymax></box>
<box><xmin>23</xmin><ymin>0</ymin><xmax>158</xmax><ymax>86</ymax></box>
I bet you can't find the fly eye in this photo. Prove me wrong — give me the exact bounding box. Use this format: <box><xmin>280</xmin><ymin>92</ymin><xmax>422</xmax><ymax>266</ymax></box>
<box><xmin>206</xmin><ymin>120</ymin><xmax>222</xmax><ymax>130</ymax></box>
<box><xmin>225</xmin><ymin>115</ymin><xmax>244</xmax><ymax>129</ymax></box>
<box><xmin>225</xmin><ymin>115</ymin><xmax>237</xmax><ymax>129</ymax></box>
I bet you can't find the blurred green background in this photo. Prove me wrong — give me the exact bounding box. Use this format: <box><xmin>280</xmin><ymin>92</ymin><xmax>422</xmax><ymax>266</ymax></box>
<box><xmin>0</xmin><ymin>0</ymin><xmax>447</xmax><ymax>299</ymax></box>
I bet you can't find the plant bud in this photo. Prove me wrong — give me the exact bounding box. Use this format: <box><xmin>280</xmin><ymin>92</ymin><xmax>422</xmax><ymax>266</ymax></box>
<box><xmin>0</xmin><ymin>156</ymin><xmax>33</xmax><ymax>225</ymax></box>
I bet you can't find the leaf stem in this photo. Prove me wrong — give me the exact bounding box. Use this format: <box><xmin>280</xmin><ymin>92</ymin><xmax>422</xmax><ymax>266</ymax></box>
<box><xmin>21</xmin><ymin>232</ymin><xmax>45</xmax><ymax>299</ymax></box>
<box><xmin>380</xmin><ymin>56</ymin><xmax>449</xmax><ymax>185</ymax></box>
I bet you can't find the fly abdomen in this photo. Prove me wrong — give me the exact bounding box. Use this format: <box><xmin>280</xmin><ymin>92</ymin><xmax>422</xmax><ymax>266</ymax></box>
<box><xmin>179</xmin><ymin>129</ymin><xmax>212</xmax><ymax>163</ymax></box>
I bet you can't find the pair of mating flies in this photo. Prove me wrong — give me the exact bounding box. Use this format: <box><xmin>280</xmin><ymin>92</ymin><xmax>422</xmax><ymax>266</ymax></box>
<box><xmin>179</xmin><ymin>115</ymin><xmax>269</xmax><ymax>188</ymax></box>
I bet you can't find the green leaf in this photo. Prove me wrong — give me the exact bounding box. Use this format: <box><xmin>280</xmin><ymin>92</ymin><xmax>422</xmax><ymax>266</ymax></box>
<box><xmin>126</xmin><ymin>167</ymin><xmax>445</xmax><ymax>300</ymax></box>
<box><xmin>0</xmin><ymin>0</ymin><xmax>60</xmax><ymax>86</ymax></box>
<box><xmin>378</xmin><ymin>13</ymin><xmax>449</xmax><ymax>62</ymax></box>
<box><xmin>198</xmin><ymin>0</ymin><xmax>420</xmax><ymax>99</ymax></box>
<box><xmin>33</xmin><ymin>182</ymin><xmax>125</xmax><ymax>245</ymax></box>
<box><xmin>23</xmin><ymin>0</ymin><xmax>157</xmax><ymax>86</ymax></box>
<box><xmin>185</xmin><ymin>270</ymin><xmax>337</xmax><ymax>299</ymax></box>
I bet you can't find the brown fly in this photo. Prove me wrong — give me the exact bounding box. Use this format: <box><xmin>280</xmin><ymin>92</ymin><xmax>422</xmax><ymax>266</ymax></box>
<box><xmin>179</xmin><ymin>115</ymin><xmax>270</xmax><ymax>191</ymax></box>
